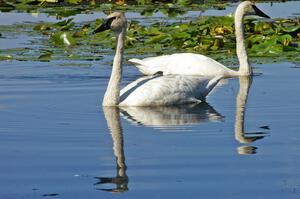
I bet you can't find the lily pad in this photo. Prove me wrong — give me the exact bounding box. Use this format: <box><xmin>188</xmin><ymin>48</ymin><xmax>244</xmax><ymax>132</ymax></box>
<box><xmin>0</xmin><ymin>55</ymin><xmax>13</xmax><ymax>61</ymax></box>
<box><xmin>250</xmin><ymin>43</ymin><xmax>283</xmax><ymax>56</ymax></box>
<box><xmin>54</xmin><ymin>18</ymin><xmax>74</xmax><ymax>27</ymax></box>
<box><xmin>38</xmin><ymin>51</ymin><xmax>53</xmax><ymax>62</ymax></box>
<box><xmin>145</xmin><ymin>33</ymin><xmax>170</xmax><ymax>44</ymax></box>
<box><xmin>34</xmin><ymin>24</ymin><xmax>51</xmax><ymax>31</ymax></box>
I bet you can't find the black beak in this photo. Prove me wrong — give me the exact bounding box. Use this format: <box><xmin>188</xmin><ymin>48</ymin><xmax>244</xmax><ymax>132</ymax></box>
<box><xmin>252</xmin><ymin>5</ymin><xmax>270</xmax><ymax>19</ymax></box>
<box><xmin>93</xmin><ymin>17</ymin><xmax>116</xmax><ymax>34</ymax></box>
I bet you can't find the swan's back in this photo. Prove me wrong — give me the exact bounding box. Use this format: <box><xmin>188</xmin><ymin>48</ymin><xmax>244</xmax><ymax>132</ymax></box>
<box><xmin>129</xmin><ymin>53</ymin><xmax>237</xmax><ymax>77</ymax></box>
<box><xmin>119</xmin><ymin>74</ymin><xmax>222</xmax><ymax>106</ymax></box>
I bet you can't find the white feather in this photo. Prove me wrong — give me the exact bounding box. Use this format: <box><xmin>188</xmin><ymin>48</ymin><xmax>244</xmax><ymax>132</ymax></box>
<box><xmin>119</xmin><ymin>74</ymin><xmax>222</xmax><ymax>106</ymax></box>
<box><xmin>129</xmin><ymin>53</ymin><xmax>236</xmax><ymax>76</ymax></box>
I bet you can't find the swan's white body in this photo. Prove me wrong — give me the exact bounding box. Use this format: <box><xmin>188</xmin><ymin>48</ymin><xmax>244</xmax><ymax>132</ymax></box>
<box><xmin>129</xmin><ymin>53</ymin><xmax>238</xmax><ymax>76</ymax></box>
<box><xmin>96</xmin><ymin>12</ymin><xmax>223</xmax><ymax>107</ymax></box>
<box><xmin>128</xmin><ymin>1</ymin><xmax>269</xmax><ymax>77</ymax></box>
<box><xmin>119</xmin><ymin>75</ymin><xmax>221</xmax><ymax>106</ymax></box>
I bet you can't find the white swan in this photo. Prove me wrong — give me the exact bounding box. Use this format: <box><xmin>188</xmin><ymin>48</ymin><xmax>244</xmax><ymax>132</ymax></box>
<box><xmin>94</xmin><ymin>12</ymin><xmax>223</xmax><ymax>106</ymax></box>
<box><xmin>128</xmin><ymin>1</ymin><xmax>270</xmax><ymax>77</ymax></box>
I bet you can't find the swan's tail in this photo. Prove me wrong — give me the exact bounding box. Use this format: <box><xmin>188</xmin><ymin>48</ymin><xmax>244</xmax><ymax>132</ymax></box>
<box><xmin>128</xmin><ymin>58</ymin><xmax>152</xmax><ymax>75</ymax></box>
<box><xmin>128</xmin><ymin>58</ymin><xmax>143</xmax><ymax>65</ymax></box>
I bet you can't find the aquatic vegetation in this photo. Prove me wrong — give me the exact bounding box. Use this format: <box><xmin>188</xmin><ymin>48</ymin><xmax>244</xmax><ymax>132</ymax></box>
<box><xmin>38</xmin><ymin>50</ymin><xmax>53</xmax><ymax>61</ymax></box>
<box><xmin>0</xmin><ymin>0</ymin><xmax>299</xmax><ymax>64</ymax></box>
<box><xmin>0</xmin><ymin>54</ymin><xmax>13</xmax><ymax>61</ymax></box>
<box><xmin>92</xmin><ymin>16</ymin><xmax>300</xmax><ymax>63</ymax></box>
<box><xmin>0</xmin><ymin>15</ymin><xmax>299</xmax><ymax>64</ymax></box>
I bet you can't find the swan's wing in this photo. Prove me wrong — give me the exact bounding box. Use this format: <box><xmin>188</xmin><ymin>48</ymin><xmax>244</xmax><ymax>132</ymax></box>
<box><xmin>120</xmin><ymin>75</ymin><xmax>154</xmax><ymax>96</ymax></box>
<box><xmin>119</xmin><ymin>75</ymin><xmax>222</xmax><ymax>106</ymax></box>
<box><xmin>129</xmin><ymin>53</ymin><xmax>233</xmax><ymax>76</ymax></box>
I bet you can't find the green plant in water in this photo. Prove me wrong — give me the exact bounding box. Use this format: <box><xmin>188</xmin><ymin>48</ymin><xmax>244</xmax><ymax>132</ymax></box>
<box><xmin>0</xmin><ymin>55</ymin><xmax>13</xmax><ymax>61</ymax></box>
<box><xmin>0</xmin><ymin>12</ymin><xmax>299</xmax><ymax>64</ymax></box>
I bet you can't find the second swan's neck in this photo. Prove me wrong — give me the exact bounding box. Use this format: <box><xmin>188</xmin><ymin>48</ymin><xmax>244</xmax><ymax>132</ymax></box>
<box><xmin>103</xmin><ymin>29</ymin><xmax>126</xmax><ymax>106</ymax></box>
<box><xmin>235</xmin><ymin>9</ymin><xmax>252</xmax><ymax>76</ymax></box>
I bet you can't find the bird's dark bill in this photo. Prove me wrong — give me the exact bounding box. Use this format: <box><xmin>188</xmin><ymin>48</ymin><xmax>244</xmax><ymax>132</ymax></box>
<box><xmin>93</xmin><ymin>17</ymin><xmax>116</xmax><ymax>34</ymax></box>
<box><xmin>252</xmin><ymin>5</ymin><xmax>270</xmax><ymax>18</ymax></box>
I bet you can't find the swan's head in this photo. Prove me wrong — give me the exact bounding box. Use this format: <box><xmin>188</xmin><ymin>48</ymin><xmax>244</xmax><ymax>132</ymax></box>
<box><xmin>236</xmin><ymin>1</ymin><xmax>270</xmax><ymax>18</ymax></box>
<box><xmin>94</xmin><ymin>12</ymin><xmax>127</xmax><ymax>33</ymax></box>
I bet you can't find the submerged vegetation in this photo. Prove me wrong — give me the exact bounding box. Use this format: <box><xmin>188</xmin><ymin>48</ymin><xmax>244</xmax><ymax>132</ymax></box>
<box><xmin>0</xmin><ymin>0</ymin><xmax>299</xmax><ymax>64</ymax></box>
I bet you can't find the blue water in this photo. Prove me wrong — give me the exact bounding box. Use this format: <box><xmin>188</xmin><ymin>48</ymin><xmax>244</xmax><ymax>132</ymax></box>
<box><xmin>1</xmin><ymin>58</ymin><xmax>300</xmax><ymax>198</ymax></box>
<box><xmin>1</xmin><ymin>2</ymin><xmax>300</xmax><ymax>198</ymax></box>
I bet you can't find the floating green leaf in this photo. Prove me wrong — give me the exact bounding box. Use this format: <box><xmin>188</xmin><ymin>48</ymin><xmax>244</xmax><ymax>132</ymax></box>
<box><xmin>145</xmin><ymin>33</ymin><xmax>170</xmax><ymax>44</ymax></box>
<box><xmin>0</xmin><ymin>55</ymin><xmax>13</xmax><ymax>61</ymax></box>
<box><xmin>34</xmin><ymin>24</ymin><xmax>51</xmax><ymax>31</ymax></box>
<box><xmin>54</xmin><ymin>18</ymin><xmax>74</xmax><ymax>27</ymax></box>
<box><xmin>38</xmin><ymin>51</ymin><xmax>53</xmax><ymax>62</ymax></box>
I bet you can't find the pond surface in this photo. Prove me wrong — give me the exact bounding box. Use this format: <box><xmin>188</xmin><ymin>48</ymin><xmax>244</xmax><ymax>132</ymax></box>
<box><xmin>1</xmin><ymin>58</ymin><xmax>300</xmax><ymax>199</ymax></box>
<box><xmin>1</xmin><ymin>1</ymin><xmax>300</xmax><ymax>199</ymax></box>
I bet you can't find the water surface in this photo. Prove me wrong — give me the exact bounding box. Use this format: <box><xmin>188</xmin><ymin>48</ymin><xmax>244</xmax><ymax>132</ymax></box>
<box><xmin>1</xmin><ymin>2</ymin><xmax>300</xmax><ymax>199</ymax></box>
<box><xmin>1</xmin><ymin>57</ymin><xmax>300</xmax><ymax>199</ymax></box>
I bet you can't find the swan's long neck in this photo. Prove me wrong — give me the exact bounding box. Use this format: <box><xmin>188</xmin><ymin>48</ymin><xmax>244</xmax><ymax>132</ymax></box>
<box><xmin>103</xmin><ymin>28</ymin><xmax>126</xmax><ymax>106</ymax></box>
<box><xmin>235</xmin><ymin>8</ymin><xmax>252</xmax><ymax>76</ymax></box>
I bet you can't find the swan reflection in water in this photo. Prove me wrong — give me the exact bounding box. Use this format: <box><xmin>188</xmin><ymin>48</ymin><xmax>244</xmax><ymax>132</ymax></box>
<box><xmin>119</xmin><ymin>76</ymin><xmax>269</xmax><ymax>153</ymax></box>
<box><xmin>95</xmin><ymin>76</ymin><xmax>270</xmax><ymax>191</ymax></box>
<box><xmin>120</xmin><ymin>102</ymin><xmax>224</xmax><ymax>131</ymax></box>
<box><xmin>234</xmin><ymin>76</ymin><xmax>269</xmax><ymax>155</ymax></box>
<box><xmin>94</xmin><ymin>101</ymin><xmax>224</xmax><ymax>192</ymax></box>
<box><xmin>94</xmin><ymin>107</ymin><xmax>128</xmax><ymax>192</ymax></box>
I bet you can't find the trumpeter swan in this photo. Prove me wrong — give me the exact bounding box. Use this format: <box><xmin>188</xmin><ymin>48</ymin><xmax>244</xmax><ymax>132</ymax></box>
<box><xmin>128</xmin><ymin>1</ymin><xmax>270</xmax><ymax>77</ymax></box>
<box><xmin>94</xmin><ymin>12</ymin><xmax>223</xmax><ymax>106</ymax></box>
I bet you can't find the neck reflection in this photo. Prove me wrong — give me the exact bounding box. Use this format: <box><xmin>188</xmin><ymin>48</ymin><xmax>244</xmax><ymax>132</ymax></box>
<box><xmin>95</xmin><ymin>107</ymin><xmax>128</xmax><ymax>192</ymax></box>
<box><xmin>234</xmin><ymin>76</ymin><xmax>268</xmax><ymax>155</ymax></box>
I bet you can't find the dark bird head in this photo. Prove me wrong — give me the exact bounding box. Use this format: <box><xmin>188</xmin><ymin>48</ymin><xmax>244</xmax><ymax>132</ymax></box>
<box><xmin>93</xmin><ymin>12</ymin><xmax>127</xmax><ymax>34</ymax></box>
